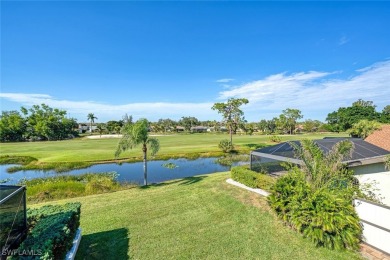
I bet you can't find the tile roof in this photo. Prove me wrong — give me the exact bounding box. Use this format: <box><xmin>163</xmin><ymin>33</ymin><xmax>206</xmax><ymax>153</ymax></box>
<box><xmin>365</xmin><ymin>125</ymin><xmax>390</xmax><ymax>151</ymax></box>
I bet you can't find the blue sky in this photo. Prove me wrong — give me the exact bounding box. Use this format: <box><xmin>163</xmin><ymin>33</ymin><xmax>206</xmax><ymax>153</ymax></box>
<box><xmin>1</xmin><ymin>1</ymin><xmax>390</xmax><ymax>122</ymax></box>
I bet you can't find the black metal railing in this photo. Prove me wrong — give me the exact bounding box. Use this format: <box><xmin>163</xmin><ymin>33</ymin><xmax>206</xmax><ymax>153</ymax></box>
<box><xmin>0</xmin><ymin>185</ymin><xmax>27</xmax><ymax>257</ymax></box>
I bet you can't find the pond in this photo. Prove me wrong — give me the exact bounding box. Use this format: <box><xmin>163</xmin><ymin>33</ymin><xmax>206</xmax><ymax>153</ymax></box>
<box><xmin>0</xmin><ymin>157</ymin><xmax>249</xmax><ymax>185</ymax></box>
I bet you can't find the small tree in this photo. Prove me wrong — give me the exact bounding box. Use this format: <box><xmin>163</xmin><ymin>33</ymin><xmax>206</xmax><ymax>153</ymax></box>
<box><xmin>212</xmin><ymin>98</ymin><xmax>249</xmax><ymax>145</ymax></box>
<box><xmin>115</xmin><ymin>119</ymin><xmax>160</xmax><ymax>186</ymax></box>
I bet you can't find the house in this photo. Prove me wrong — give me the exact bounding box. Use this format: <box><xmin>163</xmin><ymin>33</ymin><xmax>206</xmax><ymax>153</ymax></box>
<box><xmin>190</xmin><ymin>126</ymin><xmax>208</xmax><ymax>133</ymax></box>
<box><xmin>250</xmin><ymin>138</ymin><xmax>390</xmax><ymax>205</ymax></box>
<box><xmin>78</xmin><ymin>123</ymin><xmax>97</xmax><ymax>133</ymax></box>
<box><xmin>176</xmin><ymin>126</ymin><xmax>185</xmax><ymax>132</ymax></box>
<box><xmin>365</xmin><ymin>125</ymin><xmax>390</xmax><ymax>151</ymax></box>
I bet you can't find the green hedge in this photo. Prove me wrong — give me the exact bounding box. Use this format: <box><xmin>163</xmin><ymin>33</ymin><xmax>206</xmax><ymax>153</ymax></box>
<box><xmin>231</xmin><ymin>165</ymin><xmax>276</xmax><ymax>191</ymax></box>
<box><xmin>14</xmin><ymin>202</ymin><xmax>81</xmax><ymax>259</ymax></box>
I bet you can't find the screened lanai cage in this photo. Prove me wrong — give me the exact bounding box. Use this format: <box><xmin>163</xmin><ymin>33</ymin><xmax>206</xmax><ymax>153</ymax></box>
<box><xmin>250</xmin><ymin>138</ymin><xmax>390</xmax><ymax>176</ymax></box>
<box><xmin>0</xmin><ymin>185</ymin><xmax>27</xmax><ymax>256</ymax></box>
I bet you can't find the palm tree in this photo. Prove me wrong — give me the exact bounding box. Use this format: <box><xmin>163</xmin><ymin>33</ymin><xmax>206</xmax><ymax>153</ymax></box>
<box><xmin>87</xmin><ymin>113</ymin><xmax>98</xmax><ymax>134</ymax></box>
<box><xmin>115</xmin><ymin>119</ymin><xmax>160</xmax><ymax>186</ymax></box>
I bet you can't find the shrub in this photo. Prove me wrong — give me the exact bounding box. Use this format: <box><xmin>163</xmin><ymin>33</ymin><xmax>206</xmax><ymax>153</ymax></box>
<box><xmin>268</xmin><ymin>140</ymin><xmax>363</xmax><ymax>250</ymax></box>
<box><xmin>231</xmin><ymin>165</ymin><xmax>276</xmax><ymax>191</ymax></box>
<box><xmin>269</xmin><ymin>135</ymin><xmax>282</xmax><ymax>143</ymax></box>
<box><xmin>218</xmin><ymin>139</ymin><xmax>234</xmax><ymax>153</ymax></box>
<box><xmin>14</xmin><ymin>203</ymin><xmax>81</xmax><ymax>259</ymax></box>
<box><xmin>268</xmin><ymin>173</ymin><xmax>362</xmax><ymax>250</ymax></box>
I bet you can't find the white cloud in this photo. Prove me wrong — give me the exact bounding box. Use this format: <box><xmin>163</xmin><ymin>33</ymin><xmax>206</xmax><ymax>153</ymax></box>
<box><xmin>2</xmin><ymin>60</ymin><xmax>390</xmax><ymax>122</ymax></box>
<box><xmin>219</xmin><ymin>60</ymin><xmax>390</xmax><ymax>120</ymax></box>
<box><xmin>216</xmin><ymin>78</ymin><xmax>235</xmax><ymax>83</ymax></box>
<box><xmin>0</xmin><ymin>93</ymin><xmax>215</xmax><ymax>121</ymax></box>
<box><xmin>339</xmin><ymin>36</ymin><xmax>349</xmax><ymax>45</ymax></box>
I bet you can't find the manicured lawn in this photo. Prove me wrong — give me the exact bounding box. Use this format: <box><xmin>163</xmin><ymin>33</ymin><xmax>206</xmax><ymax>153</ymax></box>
<box><xmin>0</xmin><ymin>133</ymin><xmax>347</xmax><ymax>163</ymax></box>
<box><xmin>36</xmin><ymin>172</ymin><xmax>362</xmax><ymax>260</ymax></box>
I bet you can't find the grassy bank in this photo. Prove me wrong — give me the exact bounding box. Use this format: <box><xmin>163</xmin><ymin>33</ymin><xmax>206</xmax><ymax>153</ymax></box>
<box><xmin>0</xmin><ymin>133</ymin><xmax>347</xmax><ymax>171</ymax></box>
<box><xmin>35</xmin><ymin>172</ymin><xmax>361</xmax><ymax>259</ymax></box>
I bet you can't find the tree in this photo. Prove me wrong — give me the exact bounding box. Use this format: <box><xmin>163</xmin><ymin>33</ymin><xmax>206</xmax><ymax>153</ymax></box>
<box><xmin>380</xmin><ymin>105</ymin><xmax>390</xmax><ymax>123</ymax></box>
<box><xmin>326</xmin><ymin>99</ymin><xmax>380</xmax><ymax>131</ymax></box>
<box><xmin>302</xmin><ymin>119</ymin><xmax>322</xmax><ymax>133</ymax></box>
<box><xmin>87</xmin><ymin>113</ymin><xmax>98</xmax><ymax>134</ymax></box>
<box><xmin>0</xmin><ymin>111</ymin><xmax>26</xmax><ymax>142</ymax></box>
<box><xmin>282</xmin><ymin>108</ymin><xmax>303</xmax><ymax>134</ymax></box>
<box><xmin>96</xmin><ymin>123</ymin><xmax>106</xmax><ymax>137</ymax></box>
<box><xmin>211</xmin><ymin>98</ymin><xmax>249</xmax><ymax>144</ymax></box>
<box><xmin>348</xmin><ymin>120</ymin><xmax>381</xmax><ymax>139</ymax></box>
<box><xmin>115</xmin><ymin>119</ymin><xmax>160</xmax><ymax>186</ymax></box>
<box><xmin>178</xmin><ymin>116</ymin><xmax>200</xmax><ymax>132</ymax></box>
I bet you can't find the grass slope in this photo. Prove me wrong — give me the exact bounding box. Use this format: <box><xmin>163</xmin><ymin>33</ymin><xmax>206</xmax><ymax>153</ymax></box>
<box><xmin>0</xmin><ymin>133</ymin><xmax>347</xmax><ymax>163</ymax></box>
<box><xmin>36</xmin><ymin>172</ymin><xmax>361</xmax><ymax>260</ymax></box>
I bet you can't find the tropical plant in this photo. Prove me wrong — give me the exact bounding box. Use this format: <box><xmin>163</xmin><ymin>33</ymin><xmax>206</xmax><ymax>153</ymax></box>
<box><xmin>347</xmin><ymin>119</ymin><xmax>381</xmax><ymax>139</ymax></box>
<box><xmin>96</xmin><ymin>123</ymin><xmax>106</xmax><ymax>137</ymax></box>
<box><xmin>87</xmin><ymin>113</ymin><xmax>98</xmax><ymax>134</ymax></box>
<box><xmin>115</xmin><ymin>119</ymin><xmax>160</xmax><ymax>185</ymax></box>
<box><xmin>212</xmin><ymin>98</ymin><xmax>249</xmax><ymax>145</ymax></box>
<box><xmin>268</xmin><ymin>140</ymin><xmax>363</xmax><ymax>250</ymax></box>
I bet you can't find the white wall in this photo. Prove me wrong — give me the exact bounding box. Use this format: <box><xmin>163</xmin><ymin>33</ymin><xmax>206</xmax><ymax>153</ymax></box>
<box><xmin>355</xmin><ymin>171</ymin><xmax>390</xmax><ymax>207</ymax></box>
<box><xmin>354</xmin><ymin>198</ymin><xmax>390</xmax><ymax>254</ymax></box>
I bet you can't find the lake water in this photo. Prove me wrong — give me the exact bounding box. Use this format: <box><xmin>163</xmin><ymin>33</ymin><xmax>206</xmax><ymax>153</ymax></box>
<box><xmin>0</xmin><ymin>157</ymin><xmax>248</xmax><ymax>185</ymax></box>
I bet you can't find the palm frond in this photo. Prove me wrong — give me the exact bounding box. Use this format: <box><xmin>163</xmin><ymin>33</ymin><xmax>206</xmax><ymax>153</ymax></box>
<box><xmin>147</xmin><ymin>138</ymin><xmax>160</xmax><ymax>156</ymax></box>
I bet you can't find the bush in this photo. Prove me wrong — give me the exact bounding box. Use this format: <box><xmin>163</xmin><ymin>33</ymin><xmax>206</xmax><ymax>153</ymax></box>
<box><xmin>269</xmin><ymin>135</ymin><xmax>282</xmax><ymax>143</ymax></box>
<box><xmin>218</xmin><ymin>139</ymin><xmax>234</xmax><ymax>153</ymax></box>
<box><xmin>268</xmin><ymin>170</ymin><xmax>362</xmax><ymax>250</ymax></box>
<box><xmin>14</xmin><ymin>203</ymin><xmax>81</xmax><ymax>259</ymax></box>
<box><xmin>231</xmin><ymin>165</ymin><xmax>276</xmax><ymax>191</ymax></box>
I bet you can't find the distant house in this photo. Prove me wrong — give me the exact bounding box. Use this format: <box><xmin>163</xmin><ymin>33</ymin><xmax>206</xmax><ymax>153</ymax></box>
<box><xmin>176</xmin><ymin>126</ymin><xmax>185</xmax><ymax>132</ymax></box>
<box><xmin>365</xmin><ymin>125</ymin><xmax>390</xmax><ymax>151</ymax></box>
<box><xmin>190</xmin><ymin>126</ymin><xmax>208</xmax><ymax>133</ymax></box>
<box><xmin>78</xmin><ymin>123</ymin><xmax>97</xmax><ymax>133</ymax></box>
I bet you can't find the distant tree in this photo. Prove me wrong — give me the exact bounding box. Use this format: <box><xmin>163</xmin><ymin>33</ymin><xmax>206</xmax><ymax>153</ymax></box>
<box><xmin>348</xmin><ymin>120</ymin><xmax>381</xmax><ymax>139</ymax></box>
<box><xmin>115</xmin><ymin>119</ymin><xmax>160</xmax><ymax>186</ymax></box>
<box><xmin>0</xmin><ymin>111</ymin><xmax>26</xmax><ymax>142</ymax></box>
<box><xmin>96</xmin><ymin>123</ymin><xmax>106</xmax><ymax>137</ymax></box>
<box><xmin>22</xmin><ymin>104</ymin><xmax>77</xmax><ymax>141</ymax></box>
<box><xmin>106</xmin><ymin>120</ymin><xmax>123</xmax><ymax>134</ymax></box>
<box><xmin>157</xmin><ymin>118</ymin><xmax>176</xmax><ymax>133</ymax></box>
<box><xmin>179</xmin><ymin>116</ymin><xmax>200</xmax><ymax>132</ymax></box>
<box><xmin>258</xmin><ymin>119</ymin><xmax>268</xmax><ymax>133</ymax></box>
<box><xmin>326</xmin><ymin>99</ymin><xmax>380</xmax><ymax>131</ymax></box>
<box><xmin>380</xmin><ymin>105</ymin><xmax>390</xmax><ymax>123</ymax></box>
<box><xmin>87</xmin><ymin>113</ymin><xmax>98</xmax><ymax>134</ymax></box>
<box><xmin>211</xmin><ymin>98</ymin><xmax>249</xmax><ymax>144</ymax></box>
<box><xmin>303</xmin><ymin>119</ymin><xmax>323</xmax><ymax>133</ymax></box>
<box><xmin>282</xmin><ymin>108</ymin><xmax>303</xmax><ymax>134</ymax></box>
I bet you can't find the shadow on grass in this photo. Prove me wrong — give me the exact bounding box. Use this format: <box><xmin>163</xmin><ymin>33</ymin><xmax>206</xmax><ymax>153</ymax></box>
<box><xmin>139</xmin><ymin>175</ymin><xmax>208</xmax><ymax>189</ymax></box>
<box><xmin>76</xmin><ymin>228</ymin><xmax>129</xmax><ymax>260</ymax></box>
<box><xmin>243</xmin><ymin>143</ymin><xmax>268</xmax><ymax>150</ymax></box>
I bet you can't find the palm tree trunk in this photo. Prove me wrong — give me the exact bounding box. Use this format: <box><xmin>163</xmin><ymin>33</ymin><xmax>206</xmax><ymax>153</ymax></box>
<box><xmin>143</xmin><ymin>145</ymin><xmax>148</xmax><ymax>186</ymax></box>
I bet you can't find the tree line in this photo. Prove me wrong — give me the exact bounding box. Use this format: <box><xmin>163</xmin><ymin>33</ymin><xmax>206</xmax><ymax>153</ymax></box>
<box><xmin>1</xmin><ymin>99</ymin><xmax>389</xmax><ymax>142</ymax></box>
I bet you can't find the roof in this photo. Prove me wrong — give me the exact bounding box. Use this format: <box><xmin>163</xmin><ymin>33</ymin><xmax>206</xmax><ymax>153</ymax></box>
<box><xmin>251</xmin><ymin>138</ymin><xmax>390</xmax><ymax>166</ymax></box>
<box><xmin>365</xmin><ymin>125</ymin><xmax>390</xmax><ymax>151</ymax></box>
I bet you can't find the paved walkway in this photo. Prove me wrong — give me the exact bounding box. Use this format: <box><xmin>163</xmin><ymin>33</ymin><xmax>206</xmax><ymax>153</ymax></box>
<box><xmin>361</xmin><ymin>244</ymin><xmax>390</xmax><ymax>260</ymax></box>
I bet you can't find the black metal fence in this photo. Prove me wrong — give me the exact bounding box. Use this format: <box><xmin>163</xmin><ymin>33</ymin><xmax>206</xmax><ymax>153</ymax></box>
<box><xmin>0</xmin><ymin>185</ymin><xmax>27</xmax><ymax>256</ymax></box>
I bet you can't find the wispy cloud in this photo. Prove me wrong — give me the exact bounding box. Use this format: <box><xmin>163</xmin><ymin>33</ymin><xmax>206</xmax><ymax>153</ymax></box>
<box><xmin>219</xmin><ymin>60</ymin><xmax>390</xmax><ymax>119</ymax></box>
<box><xmin>216</xmin><ymin>78</ymin><xmax>235</xmax><ymax>83</ymax></box>
<box><xmin>2</xmin><ymin>60</ymin><xmax>389</xmax><ymax>122</ymax></box>
<box><xmin>0</xmin><ymin>93</ymin><xmax>215</xmax><ymax>121</ymax></box>
<box><xmin>339</xmin><ymin>36</ymin><xmax>349</xmax><ymax>45</ymax></box>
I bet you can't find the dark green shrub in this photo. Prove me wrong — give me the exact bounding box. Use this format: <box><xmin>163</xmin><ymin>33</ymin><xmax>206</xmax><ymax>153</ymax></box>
<box><xmin>231</xmin><ymin>165</ymin><xmax>276</xmax><ymax>191</ymax></box>
<box><xmin>218</xmin><ymin>139</ymin><xmax>234</xmax><ymax>153</ymax></box>
<box><xmin>268</xmin><ymin>170</ymin><xmax>362</xmax><ymax>250</ymax></box>
<box><xmin>14</xmin><ymin>203</ymin><xmax>81</xmax><ymax>259</ymax></box>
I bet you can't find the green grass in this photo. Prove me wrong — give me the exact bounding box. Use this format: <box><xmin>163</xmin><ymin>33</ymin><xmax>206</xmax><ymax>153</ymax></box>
<box><xmin>0</xmin><ymin>133</ymin><xmax>347</xmax><ymax>164</ymax></box>
<box><xmin>34</xmin><ymin>172</ymin><xmax>362</xmax><ymax>260</ymax></box>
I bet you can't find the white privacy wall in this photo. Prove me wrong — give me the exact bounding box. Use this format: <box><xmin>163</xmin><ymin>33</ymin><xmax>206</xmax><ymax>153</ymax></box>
<box><xmin>355</xmin><ymin>171</ymin><xmax>390</xmax><ymax>206</ymax></box>
<box><xmin>354</xmin><ymin>198</ymin><xmax>390</xmax><ymax>254</ymax></box>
